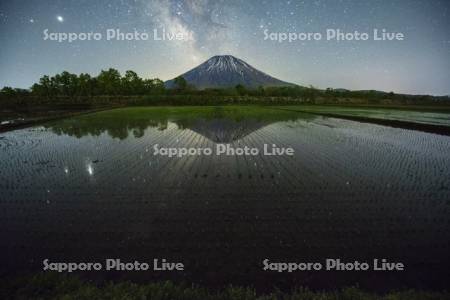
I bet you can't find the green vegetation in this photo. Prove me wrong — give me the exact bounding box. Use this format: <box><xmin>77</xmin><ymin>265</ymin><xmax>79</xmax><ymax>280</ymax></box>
<box><xmin>68</xmin><ymin>105</ymin><xmax>306</xmax><ymax>122</ymax></box>
<box><xmin>173</xmin><ymin>75</ymin><xmax>189</xmax><ymax>91</ymax></box>
<box><xmin>45</xmin><ymin>106</ymin><xmax>313</xmax><ymax>139</ymax></box>
<box><xmin>1</xmin><ymin>69</ymin><xmax>449</xmax><ymax>132</ymax></box>
<box><xmin>29</xmin><ymin>69</ymin><xmax>165</xmax><ymax>98</ymax></box>
<box><xmin>271</xmin><ymin>105</ymin><xmax>450</xmax><ymax>135</ymax></box>
<box><xmin>275</xmin><ymin>105</ymin><xmax>450</xmax><ymax>126</ymax></box>
<box><xmin>1</xmin><ymin>273</ymin><xmax>449</xmax><ymax>300</ymax></box>
<box><xmin>1</xmin><ymin>69</ymin><xmax>449</xmax><ymax>109</ymax></box>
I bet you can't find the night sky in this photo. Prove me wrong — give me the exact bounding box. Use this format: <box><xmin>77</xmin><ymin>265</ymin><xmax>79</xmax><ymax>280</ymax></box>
<box><xmin>1</xmin><ymin>0</ymin><xmax>449</xmax><ymax>95</ymax></box>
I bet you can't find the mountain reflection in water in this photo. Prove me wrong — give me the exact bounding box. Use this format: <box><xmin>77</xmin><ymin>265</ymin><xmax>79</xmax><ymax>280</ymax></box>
<box><xmin>45</xmin><ymin>106</ymin><xmax>315</xmax><ymax>142</ymax></box>
<box><xmin>1</xmin><ymin>106</ymin><xmax>449</xmax><ymax>292</ymax></box>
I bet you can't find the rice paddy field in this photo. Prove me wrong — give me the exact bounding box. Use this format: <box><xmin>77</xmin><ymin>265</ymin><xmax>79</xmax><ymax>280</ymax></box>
<box><xmin>0</xmin><ymin>106</ymin><xmax>449</xmax><ymax>292</ymax></box>
<box><xmin>280</xmin><ymin>105</ymin><xmax>450</xmax><ymax>126</ymax></box>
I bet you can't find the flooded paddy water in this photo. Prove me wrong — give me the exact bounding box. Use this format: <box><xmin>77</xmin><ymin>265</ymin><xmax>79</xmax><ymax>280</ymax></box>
<box><xmin>0</xmin><ymin>106</ymin><xmax>449</xmax><ymax>292</ymax></box>
<box><xmin>282</xmin><ymin>105</ymin><xmax>450</xmax><ymax>126</ymax></box>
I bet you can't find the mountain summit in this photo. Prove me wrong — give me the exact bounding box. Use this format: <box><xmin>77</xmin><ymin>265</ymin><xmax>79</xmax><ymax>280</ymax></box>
<box><xmin>165</xmin><ymin>55</ymin><xmax>294</xmax><ymax>89</ymax></box>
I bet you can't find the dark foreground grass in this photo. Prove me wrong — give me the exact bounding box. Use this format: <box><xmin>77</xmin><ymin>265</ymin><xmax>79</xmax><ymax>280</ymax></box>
<box><xmin>1</xmin><ymin>273</ymin><xmax>449</xmax><ymax>300</ymax></box>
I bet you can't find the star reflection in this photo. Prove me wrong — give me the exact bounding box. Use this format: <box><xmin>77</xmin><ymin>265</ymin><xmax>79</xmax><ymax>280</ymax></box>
<box><xmin>87</xmin><ymin>163</ymin><xmax>94</xmax><ymax>176</ymax></box>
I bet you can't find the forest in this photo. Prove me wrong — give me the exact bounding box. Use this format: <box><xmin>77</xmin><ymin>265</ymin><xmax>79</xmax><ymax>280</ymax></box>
<box><xmin>1</xmin><ymin>69</ymin><xmax>448</xmax><ymax>107</ymax></box>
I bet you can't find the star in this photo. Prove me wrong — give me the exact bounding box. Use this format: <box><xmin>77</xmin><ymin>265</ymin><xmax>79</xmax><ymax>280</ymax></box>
<box><xmin>56</xmin><ymin>15</ymin><xmax>64</xmax><ymax>22</ymax></box>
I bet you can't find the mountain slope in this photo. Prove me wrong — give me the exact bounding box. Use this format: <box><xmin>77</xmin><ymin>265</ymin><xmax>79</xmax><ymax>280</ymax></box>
<box><xmin>165</xmin><ymin>55</ymin><xmax>295</xmax><ymax>89</ymax></box>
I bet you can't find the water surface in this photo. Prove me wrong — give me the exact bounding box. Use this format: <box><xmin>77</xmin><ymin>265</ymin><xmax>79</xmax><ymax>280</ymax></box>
<box><xmin>1</xmin><ymin>106</ymin><xmax>449</xmax><ymax>291</ymax></box>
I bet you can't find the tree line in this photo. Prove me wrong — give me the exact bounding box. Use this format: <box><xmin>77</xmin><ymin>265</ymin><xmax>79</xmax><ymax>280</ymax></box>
<box><xmin>1</xmin><ymin>68</ymin><xmax>448</xmax><ymax>106</ymax></box>
<box><xmin>1</xmin><ymin>69</ymin><xmax>165</xmax><ymax>98</ymax></box>
<box><xmin>0</xmin><ymin>68</ymin><xmax>321</xmax><ymax>100</ymax></box>
<box><xmin>30</xmin><ymin>69</ymin><xmax>165</xmax><ymax>98</ymax></box>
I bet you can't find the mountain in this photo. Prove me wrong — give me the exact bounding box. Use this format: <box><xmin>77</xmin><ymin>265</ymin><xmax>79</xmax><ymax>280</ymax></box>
<box><xmin>188</xmin><ymin>119</ymin><xmax>268</xmax><ymax>143</ymax></box>
<box><xmin>165</xmin><ymin>55</ymin><xmax>295</xmax><ymax>89</ymax></box>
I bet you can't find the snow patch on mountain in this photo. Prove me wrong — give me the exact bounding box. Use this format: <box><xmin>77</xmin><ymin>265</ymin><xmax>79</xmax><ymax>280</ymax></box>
<box><xmin>166</xmin><ymin>55</ymin><xmax>294</xmax><ymax>89</ymax></box>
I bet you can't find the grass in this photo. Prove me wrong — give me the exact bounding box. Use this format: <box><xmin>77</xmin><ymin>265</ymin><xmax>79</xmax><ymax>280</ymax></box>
<box><xmin>44</xmin><ymin>105</ymin><xmax>450</xmax><ymax>129</ymax></box>
<box><xmin>3</xmin><ymin>104</ymin><xmax>450</xmax><ymax>138</ymax></box>
<box><xmin>276</xmin><ymin>105</ymin><xmax>450</xmax><ymax>124</ymax></box>
<box><xmin>1</xmin><ymin>273</ymin><xmax>449</xmax><ymax>300</ymax></box>
<box><xmin>3</xmin><ymin>103</ymin><xmax>450</xmax><ymax>134</ymax></box>
<box><xmin>63</xmin><ymin>106</ymin><xmax>307</xmax><ymax>122</ymax></box>
<box><xmin>272</xmin><ymin>105</ymin><xmax>450</xmax><ymax>135</ymax></box>
<box><xmin>43</xmin><ymin>106</ymin><xmax>316</xmax><ymax>139</ymax></box>
<box><xmin>290</xmin><ymin>104</ymin><xmax>450</xmax><ymax>113</ymax></box>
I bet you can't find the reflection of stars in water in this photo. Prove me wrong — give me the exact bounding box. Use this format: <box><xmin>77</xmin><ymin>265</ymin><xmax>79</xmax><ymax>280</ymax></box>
<box><xmin>87</xmin><ymin>163</ymin><xmax>94</xmax><ymax>175</ymax></box>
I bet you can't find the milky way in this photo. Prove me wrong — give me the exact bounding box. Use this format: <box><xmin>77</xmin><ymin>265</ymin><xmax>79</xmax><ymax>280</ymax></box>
<box><xmin>0</xmin><ymin>0</ymin><xmax>449</xmax><ymax>95</ymax></box>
